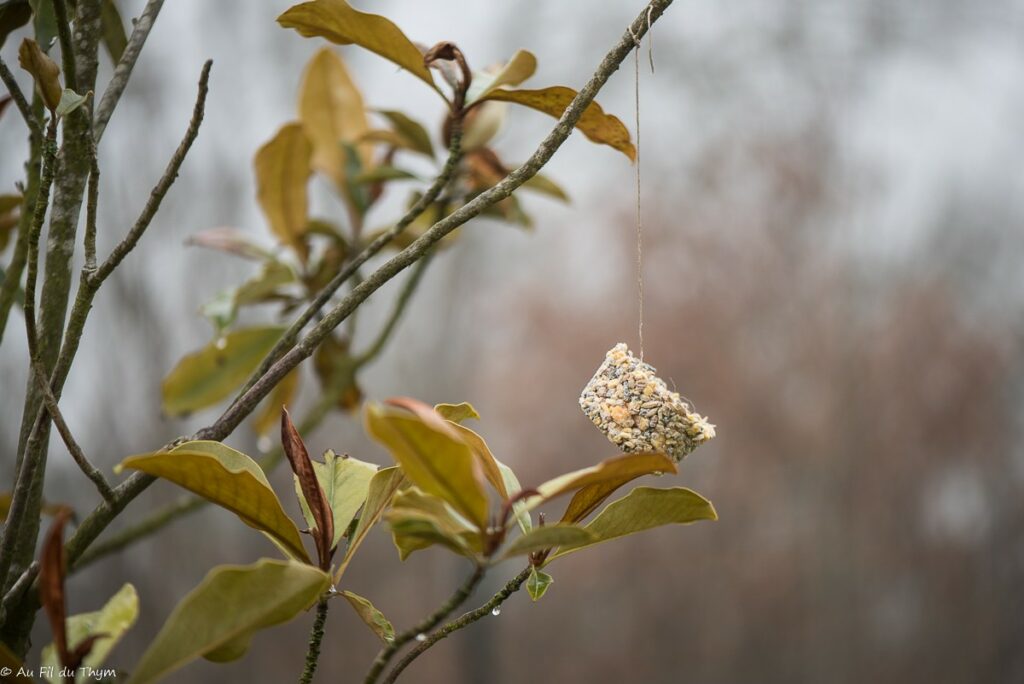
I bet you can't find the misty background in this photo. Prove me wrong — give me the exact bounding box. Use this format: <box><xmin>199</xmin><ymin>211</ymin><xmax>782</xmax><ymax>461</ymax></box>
<box><xmin>2</xmin><ymin>0</ymin><xmax>1024</xmax><ymax>682</ymax></box>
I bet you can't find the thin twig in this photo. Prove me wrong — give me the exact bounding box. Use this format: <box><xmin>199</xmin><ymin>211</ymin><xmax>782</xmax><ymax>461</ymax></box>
<box><xmin>299</xmin><ymin>599</ymin><xmax>329</xmax><ymax>684</ymax></box>
<box><xmin>52</xmin><ymin>0</ymin><xmax>79</xmax><ymax>93</ymax></box>
<box><xmin>235</xmin><ymin>129</ymin><xmax>464</xmax><ymax>400</ymax></box>
<box><xmin>84</xmin><ymin>141</ymin><xmax>100</xmax><ymax>273</ymax></box>
<box><xmin>363</xmin><ymin>565</ymin><xmax>485</xmax><ymax>684</ymax></box>
<box><xmin>31</xmin><ymin>360</ymin><xmax>115</xmax><ymax>501</ymax></box>
<box><xmin>93</xmin><ymin>0</ymin><xmax>166</xmax><ymax>141</ymax></box>
<box><xmin>61</xmin><ymin>0</ymin><xmax>675</xmax><ymax>578</ymax></box>
<box><xmin>0</xmin><ymin>55</ymin><xmax>42</xmax><ymax>139</ymax></box>
<box><xmin>22</xmin><ymin>118</ymin><xmax>59</xmax><ymax>359</ymax></box>
<box><xmin>381</xmin><ymin>567</ymin><xmax>532</xmax><ymax>684</ymax></box>
<box><xmin>92</xmin><ymin>59</ymin><xmax>210</xmax><ymax>284</ymax></box>
<box><xmin>354</xmin><ymin>252</ymin><xmax>433</xmax><ymax>367</ymax></box>
<box><xmin>0</xmin><ymin>561</ymin><xmax>39</xmax><ymax>626</ymax></box>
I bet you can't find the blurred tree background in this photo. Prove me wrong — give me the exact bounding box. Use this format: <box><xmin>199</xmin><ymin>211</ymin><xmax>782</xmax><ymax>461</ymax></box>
<box><xmin>2</xmin><ymin>1</ymin><xmax>1022</xmax><ymax>682</ymax></box>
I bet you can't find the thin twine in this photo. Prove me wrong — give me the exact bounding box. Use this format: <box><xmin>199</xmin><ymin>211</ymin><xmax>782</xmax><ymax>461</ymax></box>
<box><xmin>630</xmin><ymin>12</ymin><xmax>654</xmax><ymax>362</ymax></box>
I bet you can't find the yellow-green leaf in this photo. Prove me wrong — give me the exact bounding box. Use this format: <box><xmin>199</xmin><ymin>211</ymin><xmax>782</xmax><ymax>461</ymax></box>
<box><xmin>335</xmin><ymin>465</ymin><xmax>404</xmax><ymax>582</ymax></box>
<box><xmin>501</xmin><ymin>524</ymin><xmax>594</xmax><ymax>558</ymax></box>
<box><xmin>434</xmin><ymin>402</ymin><xmax>480</xmax><ymax>423</ymax></box>
<box><xmin>99</xmin><ymin>0</ymin><xmax>128</xmax><ymax>63</ymax></box>
<box><xmin>116</xmin><ymin>441</ymin><xmax>311</xmax><ymax>564</ymax></box>
<box><xmin>548</xmin><ymin>487</ymin><xmax>717</xmax><ymax>561</ymax></box>
<box><xmin>365</xmin><ymin>402</ymin><xmax>489</xmax><ymax>529</ymax></box>
<box><xmin>465</xmin><ymin>49</ymin><xmax>537</xmax><ymax>104</ymax></box>
<box><xmin>526</xmin><ymin>568</ymin><xmax>554</xmax><ymax>602</ymax></box>
<box><xmin>41</xmin><ymin>584</ymin><xmax>138</xmax><ymax>684</ymax></box>
<box><xmin>278</xmin><ymin>0</ymin><xmax>437</xmax><ymax>92</ymax></box>
<box><xmin>498</xmin><ymin>460</ymin><xmax>532</xmax><ymax>534</ymax></box>
<box><xmin>161</xmin><ymin>326</ymin><xmax>285</xmax><ymax>417</ymax></box>
<box><xmin>130</xmin><ymin>559</ymin><xmax>330</xmax><ymax>684</ymax></box>
<box><xmin>340</xmin><ymin>591</ymin><xmax>395</xmax><ymax>643</ymax></box>
<box><xmin>255</xmin><ymin>123</ymin><xmax>312</xmax><ymax>260</ymax></box>
<box><xmin>385</xmin><ymin>487</ymin><xmax>481</xmax><ymax>560</ymax></box>
<box><xmin>483</xmin><ymin>86</ymin><xmax>635</xmax><ymax>161</ymax></box>
<box><xmin>524</xmin><ymin>452</ymin><xmax>676</xmax><ymax>513</ymax></box>
<box><xmin>377</xmin><ymin>110</ymin><xmax>434</xmax><ymax>157</ymax></box>
<box><xmin>522</xmin><ymin>172</ymin><xmax>570</xmax><ymax>202</ymax></box>
<box><xmin>299</xmin><ymin>47</ymin><xmax>371</xmax><ymax>197</ymax></box>
<box><xmin>293</xmin><ymin>450</ymin><xmax>378</xmax><ymax>548</ymax></box>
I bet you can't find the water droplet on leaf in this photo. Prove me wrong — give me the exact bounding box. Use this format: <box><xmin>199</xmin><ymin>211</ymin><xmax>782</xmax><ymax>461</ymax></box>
<box><xmin>491</xmin><ymin>607</ymin><xmax>501</xmax><ymax>616</ymax></box>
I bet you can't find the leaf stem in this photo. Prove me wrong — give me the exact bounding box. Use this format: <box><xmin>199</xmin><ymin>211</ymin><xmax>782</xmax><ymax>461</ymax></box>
<box><xmin>381</xmin><ymin>566</ymin><xmax>532</xmax><ymax>684</ymax></box>
<box><xmin>363</xmin><ymin>565</ymin><xmax>485</xmax><ymax>684</ymax></box>
<box><xmin>299</xmin><ymin>598</ymin><xmax>329</xmax><ymax>684</ymax></box>
<box><xmin>354</xmin><ymin>251</ymin><xmax>433</xmax><ymax>367</ymax></box>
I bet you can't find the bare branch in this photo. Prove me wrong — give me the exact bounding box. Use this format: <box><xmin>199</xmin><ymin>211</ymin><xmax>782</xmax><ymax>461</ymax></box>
<box><xmin>91</xmin><ymin>59</ymin><xmax>211</xmax><ymax>284</ymax></box>
<box><xmin>93</xmin><ymin>0</ymin><xmax>166</xmax><ymax>142</ymax></box>
<box><xmin>380</xmin><ymin>567</ymin><xmax>533</xmax><ymax>684</ymax></box>
<box><xmin>364</xmin><ymin>566</ymin><xmax>485</xmax><ymax>684</ymax></box>
<box><xmin>0</xmin><ymin>562</ymin><xmax>39</xmax><ymax>627</ymax></box>
<box><xmin>0</xmin><ymin>55</ymin><xmax>42</xmax><ymax>139</ymax></box>
<box><xmin>52</xmin><ymin>0</ymin><xmax>79</xmax><ymax>93</ymax></box>
<box><xmin>31</xmin><ymin>360</ymin><xmax>115</xmax><ymax>501</ymax></box>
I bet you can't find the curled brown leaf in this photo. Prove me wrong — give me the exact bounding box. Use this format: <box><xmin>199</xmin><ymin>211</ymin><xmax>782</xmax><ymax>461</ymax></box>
<box><xmin>281</xmin><ymin>408</ymin><xmax>334</xmax><ymax>569</ymax></box>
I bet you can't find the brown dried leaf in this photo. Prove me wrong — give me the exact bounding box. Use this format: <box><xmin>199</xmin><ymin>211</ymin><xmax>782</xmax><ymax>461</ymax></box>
<box><xmin>39</xmin><ymin>507</ymin><xmax>72</xmax><ymax>668</ymax></box>
<box><xmin>282</xmin><ymin>408</ymin><xmax>334</xmax><ymax>569</ymax></box>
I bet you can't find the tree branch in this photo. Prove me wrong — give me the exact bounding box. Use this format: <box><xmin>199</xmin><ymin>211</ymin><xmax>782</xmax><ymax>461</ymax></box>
<box><xmin>60</xmin><ymin>0</ymin><xmax>675</xmax><ymax>584</ymax></box>
<box><xmin>381</xmin><ymin>566</ymin><xmax>533</xmax><ymax>684</ymax></box>
<box><xmin>0</xmin><ymin>562</ymin><xmax>38</xmax><ymax>627</ymax></box>
<box><xmin>364</xmin><ymin>565</ymin><xmax>485</xmax><ymax>684</ymax></box>
<box><xmin>93</xmin><ymin>0</ymin><xmax>166</xmax><ymax>142</ymax></box>
<box><xmin>0</xmin><ymin>55</ymin><xmax>42</xmax><ymax>139</ymax></box>
<box><xmin>235</xmin><ymin>128</ymin><xmax>464</xmax><ymax>400</ymax></box>
<box><xmin>31</xmin><ymin>359</ymin><xmax>115</xmax><ymax>501</ymax></box>
<box><xmin>52</xmin><ymin>0</ymin><xmax>79</xmax><ymax>93</ymax></box>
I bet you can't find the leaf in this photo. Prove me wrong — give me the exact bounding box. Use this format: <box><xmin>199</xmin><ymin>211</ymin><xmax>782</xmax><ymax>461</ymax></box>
<box><xmin>465</xmin><ymin>49</ymin><xmax>537</xmax><ymax>104</ymax></box>
<box><xmin>40</xmin><ymin>584</ymin><xmax>138</xmax><ymax>684</ymax></box>
<box><xmin>129</xmin><ymin>559</ymin><xmax>330</xmax><ymax>684</ymax></box>
<box><xmin>340</xmin><ymin>591</ymin><xmax>395</xmax><ymax>644</ymax></box>
<box><xmin>461</xmin><ymin>101</ymin><xmax>507</xmax><ymax>151</ymax></box>
<box><xmin>524</xmin><ymin>452</ymin><xmax>676</xmax><ymax>513</ymax></box>
<box><xmin>116</xmin><ymin>441</ymin><xmax>312</xmax><ymax>564</ymax></box>
<box><xmin>548</xmin><ymin>487</ymin><xmax>718</xmax><ymax>561</ymax></box>
<box><xmin>255</xmin><ymin>123</ymin><xmax>313</xmax><ymax>261</ymax></box>
<box><xmin>366</xmin><ymin>400</ymin><xmax>489</xmax><ymax>528</ymax></box>
<box><xmin>161</xmin><ymin>326</ymin><xmax>285</xmax><ymax>417</ymax></box>
<box><xmin>298</xmin><ymin>47</ymin><xmax>371</xmax><ymax>199</ymax></box>
<box><xmin>0</xmin><ymin>193</ymin><xmax>22</xmax><ymax>252</ymax></box>
<box><xmin>447</xmin><ymin>423</ymin><xmax>506</xmax><ymax>499</ymax></box>
<box><xmin>253</xmin><ymin>368</ymin><xmax>300</xmax><ymax>437</ymax></box>
<box><xmin>204</xmin><ymin>260</ymin><xmax>297</xmax><ymax>334</ymax></box>
<box><xmin>99</xmin><ymin>0</ymin><xmax>127</xmax><ymax>63</ymax></box>
<box><xmin>27</xmin><ymin>0</ymin><xmax>55</xmax><ymax>53</ymax></box>
<box><xmin>18</xmin><ymin>37</ymin><xmax>61</xmax><ymax>111</ymax></box>
<box><xmin>526</xmin><ymin>568</ymin><xmax>554</xmax><ymax>602</ymax></box>
<box><xmin>335</xmin><ymin>465</ymin><xmax>403</xmax><ymax>581</ymax></box>
<box><xmin>376</xmin><ymin>109</ymin><xmax>434</xmax><ymax>157</ymax></box>
<box><xmin>313</xmin><ymin>333</ymin><xmax>362</xmax><ymax>412</ymax></box>
<box><xmin>293</xmin><ymin>450</ymin><xmax>377</xmax><ymax>549</ymax></box>
<box><xmin>522</xmin><ymin>172</ymin><xmax>570</xmax><ymax>202</ymax></box>
<box><xmin>483</xmin><ymin>86</ymin><xmax>635</xmax><ymax>161</ymax></box>
<box><xmin>55</xmin><ymin>88</ymin><xmax>89</xmax><ymax>118</ymax></box>
<box><xmin>434</xmin><ymin>402</ymin><xmax>479</xmax><ymax>423</ymax></box>
<box><xmin>185</xmin><ymin>226</ymin><xmax>276</xmax><ymax>261</ymax></box>
<box><xmin>282</xmin><ymin>408</ymin><xmax>334</xmax><ymax>569</ymax></box>
<box><xmin>278</xmin><ymin>0</ymin><xmax>438</xmax><ymax>92</ymax></box>
<box><xmin>501</xmin><ymin>524</ymin><xmax>594</xmax><ymax>558</ymax></box>
<box><xmin>0</xmin><ymin>1</ymin><xmax>31</xmax><ymax>50</ymax></box>
<box><xmin>38</xmin><ymin>508</ymin><xmax>71</xmax><ymax>669</ymax></box>
<box><xmin>498</xmin><ymin>461</ymin><xmax>532</xmax><ymax>534</ymax></box>
<box><xmin>385</xmin><ymin>487</ymin><xmax>481</xmax><ymax>560</ymax></box>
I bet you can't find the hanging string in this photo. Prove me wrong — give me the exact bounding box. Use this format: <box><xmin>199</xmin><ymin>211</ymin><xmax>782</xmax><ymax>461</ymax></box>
<box><xmin>631</xmin><ymin>12</ymin><xmax>654</xmax><ymax>363</ymax></box>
